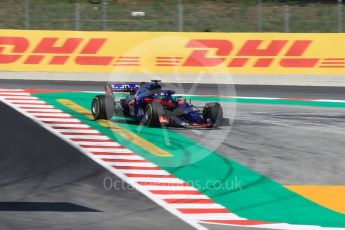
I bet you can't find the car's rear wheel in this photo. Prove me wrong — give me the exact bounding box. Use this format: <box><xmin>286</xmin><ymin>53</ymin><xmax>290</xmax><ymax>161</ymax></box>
<box><xmin>91</xmin><ymin>95</ymin><xmax>114</xmax><ymax>120</ymax></box>
<box><xmin>145</xmin><ymin>102</ymin><xmax>164</xmax><ymax>127</ymax></box>
<box><xmin>203</xmin><ymin>102</ymin><xmax>223</xmax><ymax>127</ymax></box>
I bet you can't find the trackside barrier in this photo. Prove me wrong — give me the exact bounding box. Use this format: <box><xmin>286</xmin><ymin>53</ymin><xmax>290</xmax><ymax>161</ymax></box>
<box><xmin>1</xmin><ymin>29</ymin><xmax>345</xmax><ymax>74</ymax></box>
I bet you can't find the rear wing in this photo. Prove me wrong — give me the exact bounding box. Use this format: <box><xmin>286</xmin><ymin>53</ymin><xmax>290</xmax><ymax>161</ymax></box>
<box><xmin>106</xmin><ymin>83</ymin><xmax>140</xmax><ymax>95</ymax></box>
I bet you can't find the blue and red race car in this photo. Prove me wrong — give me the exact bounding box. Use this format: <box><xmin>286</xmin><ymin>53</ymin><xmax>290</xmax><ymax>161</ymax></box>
<box><xmin>91</xmin><ymin>80</ymin><xmax>228</xmax><ymax>128</ymax></box>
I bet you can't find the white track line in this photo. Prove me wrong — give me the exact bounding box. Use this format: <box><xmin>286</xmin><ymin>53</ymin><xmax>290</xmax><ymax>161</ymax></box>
<box><xmin>55</xmin><ymin>129</ymin><xmax>99</xmax><ymax>133</ymax></box>
<box><xmin>131</xmin><ymin>178</ymin><xmax>187</xmax><ymax>183</ymax></box>
<box><xmin>169</xmin><ymin>203</ymin><xmax>225</xmax><ymax>209</ymax></box>
<box><xmin>36</xmin><ymin>117</ymin><xmax>81</xmax><ymax>122</ymax></box>
<box><xmin>5</xmin><ymin>100</ymin><xmax>46</xmax><ymax>104</ymax></box>
<box><xmin>30</xmin><ymin>113</ymin><xmax>72</xmax><ymax>117</ymax></box>
<box><xmin>0</xmin><ymin>92</ymin><xmax>30</xmax><ymax>95</ymax></box>
<box><xmin>74</xmin><ymin>141</ymin><xmax>121</xmax><ymax>146</ymax></box>
<box><xmin>119</xmin><ymin>170</ymin><xmax>170</xmax><ymax>175</ymax></box>
<box><xmin>46</xmin><ymin>123</ymin><xmax>90</xmax><ymax>128</ymax></box>
<box><xmin>3</xmin><ymin>96</ymin><xmax>40</xmax><ymax>100</ymax></box>
<box><xmin>106</xmin><ymin>162</ymin><xmax>157</xmax><ymax>167</ymax></box>
<box><xmin>93</xmin><ymin>155</ymin><xmax>146</xmax><ymax>160</ymax></box>
<box><xmin>63</xmin><ymin>135</ymin><xmax>111</xmax><ymax>139</ymax></box>
<box><xmin>185</xmin><ymin>213</ymin><xmax>244</xmax><ymax>221</ymax></box>
<box><xmin>25</xmin><ymin>108</ymin><xmax>63</xmax><ymax>112</ymax></box>
<box><xmin>152</xmin><ymin>194</ymin><xmax>211</xmax><ymax>199</ymax></box>
<box><xmin>85</xmin><ymin>148</ymin><xmax>132</xmax><ymax>153</ymax></box>
<box><xmin>0</xmin><ymin>89</ymin><xmax>24</xmax><ymax>92</ymax></box>
<box><xmin>141</xmin><ymin>186</ymin><xmax>198</xmax><ymax>191</ymax></box>
<box><xmin>16</xmin><ymin>104</ymin><xmax>54</xmax><ymax>108</ymax></box>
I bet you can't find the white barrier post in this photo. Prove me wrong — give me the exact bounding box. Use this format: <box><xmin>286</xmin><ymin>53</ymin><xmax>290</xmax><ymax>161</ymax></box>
<box><xmin>24</xmin><ymin>0</ymin><xmax>30</xmax><ymax>29</ymax></box>
<box><xmin>338</xmin><ymin>0</ymin><xmax>343</xmax><ymax>32</ymax></box>
<box><xmin>257</xmin><ymin>0</ymin><xmax>263</xmax><ymax>32</ymax></box>
<box><xmin>102</xmin><ymin>0</ymin><xmax>108</xmax><ymax>31</ymax></box>
<box><xmin>177</xmin><ymin>0</ymin><xmax>184</xmax><ymax>32</ymax></box>
<box><xmin>75</xmin><ymin>3</ymin><xmax>81</xmax><ymax>31</ymax></box>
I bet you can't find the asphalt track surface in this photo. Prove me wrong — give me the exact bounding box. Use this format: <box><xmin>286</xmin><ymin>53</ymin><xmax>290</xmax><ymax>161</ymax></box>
<box><xmin>1</xmin><ymin>79</ymin><xmax>344</xmax><ymax>229</ymax></box>
<box><xmin>179</xmin><ymin>102</ymin><xmax>345</xmax><ymax>185</ymax></box>
<box><xmin>1</xmin><ymin>79</ymin><xmax>344</xmax><ymax>184</ymax></box>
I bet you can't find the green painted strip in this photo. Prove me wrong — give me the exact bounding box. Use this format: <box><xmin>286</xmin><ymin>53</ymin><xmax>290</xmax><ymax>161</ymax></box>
<box><xmin>34</xmin><ymin>91</ymin><xmax>345</xmax><ymax>228</ymax></box>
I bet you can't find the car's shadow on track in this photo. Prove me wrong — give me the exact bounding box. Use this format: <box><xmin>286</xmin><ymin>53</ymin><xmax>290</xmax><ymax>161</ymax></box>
<box><xmin>110</xmin><ymin>118</ymin><xmax>223</xmax><ymax>131</ymax></box>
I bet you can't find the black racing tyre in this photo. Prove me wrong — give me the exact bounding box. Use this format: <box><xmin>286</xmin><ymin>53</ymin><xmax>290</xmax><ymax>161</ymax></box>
<box><xmin>120</xmin><ymin>99</ymin><xmax>130</xmax><ymax>116</ymax></box>
<box><xmin>203</xmin><ymin>102</ymin><xmax>223</xmax><ymax>127</ymax></box>
<box><xmin>145</xmin><ymin>102</ymin><xmax>164</xmax><ymax>127</ymax></box>
<box><xmin>91</xmin><ymin>95</ymin><xmax>114</xmax><ymax>120</ymax></box>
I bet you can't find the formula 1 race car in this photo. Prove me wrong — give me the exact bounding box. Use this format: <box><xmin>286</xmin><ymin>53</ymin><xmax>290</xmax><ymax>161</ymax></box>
<box><xmin>91</xmin><ymin>80</ymin><xmax>228</xmax><ymax>128</ymax></box>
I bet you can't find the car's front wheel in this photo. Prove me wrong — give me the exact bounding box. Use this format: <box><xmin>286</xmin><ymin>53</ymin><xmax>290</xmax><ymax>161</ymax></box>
<box><xmin>203</xmin><ymin>102</ymin><xmax>223</xmax><ymax>127</ymax></box>
<box><xmin>91</xmin><ymin>95</ymin><xmax>114</xmax><ymax>120</ymax></box>
<box><xmin>119</xmin><ymin>98</ymin><xmax>130</xmax><ymax>116</ymax></box>
<box><xmin>145</xmin><ymin>102</ymin><xmax>164</xmax><ymax>127</ymax></box>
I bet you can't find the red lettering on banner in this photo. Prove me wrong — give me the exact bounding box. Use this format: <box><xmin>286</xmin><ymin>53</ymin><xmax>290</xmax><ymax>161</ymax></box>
<box><xmin>183</xmin><ymin>39</ymin><xmax>319</xmax><ymax>68</ymax></box>
<box><xmin>0</xmin><ymin>37</ymin><xmax>29</xmax><ymax>63</ymax></box>
<box><xmin>75</xmin><ymin>56</ymin><xmax>114</xmax><ymax>65</ymax></box>
<box><xmin>183</xmin><ymin>39</ymin><xmax>232</xmax><ymax>66</ymax></box>
<box><xmin>80</xmin><ymin>38</ymin><xmax>107</xmax><ymax>54</ymax></box>
<box><xmin>50</xmin><ymin>56</ymin><xmax>69</xmax><ymax>65</ymax></box>
<box><xmin>76</xmin><ymin>38</ymin><xmax>113</xmax><ymax>65</ymax></box>
<box><xmin>280</xmin><ymin>58</ymin><xmax>319</xmax><ymax>67</ymax></box>
<box><xmin>24</xmin><ymin>55</ymin><xmax>44</xmax><ymax>64</ymax></box>
<box><xmin>254</xmin><ymin>58</ymin><xmax>274</xmax><ymax>67</ymax></box>
<box><xmin>0</xmin><ymin>36</ymin><xmax>323</xmax><ymax>70</ymax></box>
<box><xmin>285</xmin><ymin>40</ymin><xmax>312</xmax><ymax>56</ymax></box>
<box><xmin>228</xmin><ymin>58</ymin><xmax>248</xmax><ymax>67</ymax></box>
<box><xmin>0</xmin><ymin>37</ymin><xmax>28</xmax><ymax>53</ymax></box>
<box><xmin>33</xmin><ymin>38</ymin><xmax>82</xmax><ymax>54</ymax></box>
<box><xmin>0</xmin><ymin>55</ymin><xmax>21</xmax><ymax>64</ymax></box>
<box><xmin>237</xmin><ymin>40</ymin><xmax>288</xmax><ymax>56</ymax></box>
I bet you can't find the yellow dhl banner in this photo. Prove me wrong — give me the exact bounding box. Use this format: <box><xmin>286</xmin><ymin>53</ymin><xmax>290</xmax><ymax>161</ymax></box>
<box><xmin>1</xmin><ymin>29</ymin><xmax>345</xmax><ymax>74</ymax></box>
